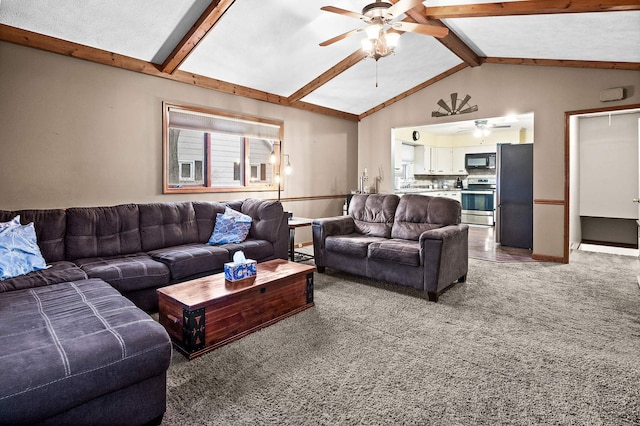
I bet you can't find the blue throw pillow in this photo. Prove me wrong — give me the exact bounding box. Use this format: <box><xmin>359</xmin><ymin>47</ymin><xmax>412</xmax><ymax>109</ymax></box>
<box><xmin>0</xmin><ymin>215</ymin><xmax>20</xmax><ymax>230</ymax></box>
<box><xmin>0</xmin><ymin>221</ymin><xmax>48</xmax><ymax>280</ymax></box>
<box><xmin>208</xmin><ymin>208</ymin><xmax>253</xmax><ymax>245</ymax></box>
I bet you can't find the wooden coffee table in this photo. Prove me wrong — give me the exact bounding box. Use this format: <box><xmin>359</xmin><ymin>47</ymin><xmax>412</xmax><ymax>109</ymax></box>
<box><xmin>157</xmin><ymin>259</ymin><xmax>316</xmax><ymax>359</ymax></box>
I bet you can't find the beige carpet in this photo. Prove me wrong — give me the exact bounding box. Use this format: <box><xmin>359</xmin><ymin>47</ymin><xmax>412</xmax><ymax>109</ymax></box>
<box><xmin>161</xmin><ymin>251</ymin><xmax>640</xmax><ymax>425</ymax></box>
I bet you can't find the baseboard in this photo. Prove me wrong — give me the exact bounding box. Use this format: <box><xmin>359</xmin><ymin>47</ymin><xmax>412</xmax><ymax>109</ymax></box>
<box><xmin>581</xmin><ymin>239</ymin><xmax>638</xmax><ymax>249</ymax></box>
<box><xmin>532</xmin><ymin>253</ymin><xmax>566</xmax><ymax>263</ymax></box>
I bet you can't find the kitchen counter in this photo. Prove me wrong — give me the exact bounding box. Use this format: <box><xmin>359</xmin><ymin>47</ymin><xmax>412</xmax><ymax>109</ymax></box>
<box><xmin>395</xmin><ymin>188</ymin><xmax>462</xmax><ymax>194</ymax></box>
<box><xmin>394</xmin><ymin>188</ymin><xmax>463</xmax><ymax>203</ymax></box>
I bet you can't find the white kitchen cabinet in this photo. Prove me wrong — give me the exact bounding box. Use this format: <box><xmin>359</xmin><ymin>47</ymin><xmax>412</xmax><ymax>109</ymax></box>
<box><xmin>414</xmin><ymin>145</ymin><xmax>425</xmax><ymax>173</ymax></box>
<box><xmin>414</xmin><ymin>145</ymin><xmax>434</xmax><ymax>174</ymax></box>
<box><xmin>434</xmin><ymin>147</ymin><xmax>453</xmax><ymax>174</ymax></box>
<box><xmin>466</xmin><ymin>145</ymin><xmax>496</xmax><ymax>154</ymax></box>
<box><xmin>451</xmin><ymin>147</ymin><xmax>467</xmax><ymax>174</ymax></box>
<box><xmin>393</xmin><ymin>140</ymin><xmax>403</xmax><ymax>174</ymax></box>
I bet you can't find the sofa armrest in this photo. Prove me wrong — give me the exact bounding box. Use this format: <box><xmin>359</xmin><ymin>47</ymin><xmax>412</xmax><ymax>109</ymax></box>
<box><xmin>312</xmin><ymin>216</ymin><xmax>355</xmax><ymax>267</ymax></box>
<box><xmin>419</xmin><ymin>224</ymin><xmax>469</xmax><ymax>293</ymax></box>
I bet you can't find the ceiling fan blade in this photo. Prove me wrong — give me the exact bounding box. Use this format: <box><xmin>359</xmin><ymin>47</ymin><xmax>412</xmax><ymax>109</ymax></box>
<box><xmin>320</xmin><ymin>6</ymin><xmax>367</xmax><ymax>20</ymax></box>
<box><xmin>451</xmin><ymin>93</ymin><xmax>458</xmax><ymax>112</ymax></box>
<box><xmin>431</xmin><ymin>111</ymin><xmax>449</xmax><ymax>118</ymax></box>
<box><xmin>437</xmin><ymin>99</ymin><xmax>452</xmax><ymax>113</ymax></box>
<box><xmin>392</xmin><ymin>22</ymin><xmax>449</xmax><ymax>38</ymax></box>
<box><xmin>386</xmin><ymin>0</ymin><xmax>425</xmax><ymax>19</ymax></box>
<box><xmin>319</xmin><ymin>28</ymin><xmax>364</xmax><ymax>47</ymax></box>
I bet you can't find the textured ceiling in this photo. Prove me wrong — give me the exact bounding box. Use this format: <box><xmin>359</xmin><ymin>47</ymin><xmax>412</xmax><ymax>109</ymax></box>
<box><xmin>0</xmin><ymin>0</ymin><xmax>638</xmax><ymax>117</ymax></box>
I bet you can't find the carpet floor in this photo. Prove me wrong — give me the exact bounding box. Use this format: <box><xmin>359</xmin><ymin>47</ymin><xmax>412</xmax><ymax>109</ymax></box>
<box><xmin>161</xmin><ymin>251</ymin><xmax>639</xmax><ymax>425</ymax></box>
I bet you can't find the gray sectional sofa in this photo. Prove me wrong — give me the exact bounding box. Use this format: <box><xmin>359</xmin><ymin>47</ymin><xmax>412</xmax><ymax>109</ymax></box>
<box><xmin>0</xmin><ymin>199</ymin><xmax>288</xmax><ymax>425</ymax></box>
<box><xmin>312</xmin><ymin>193</ymin><xmax>468</xmax><ymax>302</ymax></box>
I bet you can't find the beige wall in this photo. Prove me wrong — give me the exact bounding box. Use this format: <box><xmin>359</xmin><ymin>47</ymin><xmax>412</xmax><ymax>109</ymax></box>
<box><xmin>359</xmin><ymin>64</ymin><xmax>640</xmax><ymax>259</ymax></box>
<box><xmin>0</xmin><ymin>41</ymin><xmax>358</xmax><ymax>237</ymax></box>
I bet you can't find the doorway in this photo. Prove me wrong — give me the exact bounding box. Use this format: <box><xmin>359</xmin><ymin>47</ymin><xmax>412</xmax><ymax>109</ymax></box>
<box><xmin>567</xmin><ymin>105</ymin><xmax>640</xmax><ymax>258</ymax></box>
<box><xmin>392</xmin><ymin>112</ymin><xmax>534</xmax><ymax>257</ymax></box>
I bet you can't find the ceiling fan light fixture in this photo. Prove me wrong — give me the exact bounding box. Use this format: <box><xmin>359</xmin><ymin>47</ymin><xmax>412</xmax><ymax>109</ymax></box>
<box><xmin>361</xmin><ymin>38</ymin><xmax>373</xmax><ymax>53</ymax></box>
<box><xmin>365</xmin><ymin>23</ymin><xmax>382</xmax><ymax>40</ymax></box>
<box><xmin>385</xmin><ymin>32</ymin><xmax>400</xmax><ymax>48</ymax></box>
<box><xmin>361</xmin><ymin>27</ymin><xmax>397</xmax><ymax>60</ymax></box>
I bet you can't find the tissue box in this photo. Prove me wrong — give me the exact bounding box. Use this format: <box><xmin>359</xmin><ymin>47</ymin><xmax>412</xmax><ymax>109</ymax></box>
<box><xmin>224</xmin><ymin>259</ymin><xmax>257</xmax><ymax>284</ymax></box>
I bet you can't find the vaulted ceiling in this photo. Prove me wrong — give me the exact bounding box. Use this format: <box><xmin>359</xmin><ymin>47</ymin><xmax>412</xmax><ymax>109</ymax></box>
<box><xmin>1</xmin><ymin>0</ymin><xmax>638</xmax><ymax>121</ymax></box>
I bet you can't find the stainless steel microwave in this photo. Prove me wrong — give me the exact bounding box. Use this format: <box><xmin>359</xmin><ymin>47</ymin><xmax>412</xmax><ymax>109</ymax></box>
<box><xmin>465</xmin><ymin>152</ymin><xmax>496</xmax><ymax>169</ymax></box>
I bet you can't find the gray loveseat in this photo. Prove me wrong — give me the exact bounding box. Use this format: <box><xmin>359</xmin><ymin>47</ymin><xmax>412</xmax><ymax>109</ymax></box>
<box><xmin>0</xmin><ymin>199</ymin><xmax>288</xmax><ymax>425</ymax></box>
<box><xmin>312</xmin><ymin>194</ymin><xmax>468</xmax><ymax>302</ymax></box>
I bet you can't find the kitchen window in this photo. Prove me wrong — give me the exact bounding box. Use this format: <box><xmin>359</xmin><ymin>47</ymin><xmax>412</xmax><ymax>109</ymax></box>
<box><xmin>163</xmin><ymin>102</ymin><xmax>284</xmax><ymax>194</ymax></box>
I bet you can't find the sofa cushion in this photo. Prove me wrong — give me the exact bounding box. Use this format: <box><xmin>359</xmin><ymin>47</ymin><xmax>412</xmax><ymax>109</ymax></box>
<box><xmin>240</xmin><ymin>199</ymin><xmax>284</xmax><ymax>243</ymax></box>
<box><xmin>222</xmin><ymin>238</ymin><xmax>275</xmax><ymax>261</ymax></box>
<box><xmin>0</xmin><ymin>208</ymin><xmax>67</xmax><ymax>262</ymax></box>
<box><xmin>0</xmin><ymin>261</ymin><xmax>88</xmax><ymax>293</ymax></box>
<box><xmin>391</xmin><ymin>194</ymin><xmax>458</xmax><ymax>240</ymax></box>
<box><xmin>368</xmin><ymin>239</ymin><xmax>421</xmax><ymax>267</ymax></box>
<box><xmin>0</xmin><ymin>278</ymin><xmax>172</xmax><ymax>424</ymax></box>
<box><xmin>325</xmin><ymin>233</ymin><xmax>388</xmax><ymax>258</ymax></box>
<box><xmin>74</xmin><ymin>253</ymin><xmax>171</xmax><ymax>293</ymax></box>
<box><xmin>0</xmin><ymin>221</ymin><xmax>48</xmax><ymax>280</ymax></box>
<box><xmin>148</xmin><ymin>243</ymin><xmax>230</xmax><ymax>280</ymax></box>
<box><xmin>139</xmin><ymin>202</ymin><xmax>199</xmax><ymax>251</ymax></box>
<box><xmin>193</xmin><ymin>201</ymin><xmax>227</xmax><ymax>243</ymax></box>
<box><xmin>349</xmin><ymin>194</ymin><xmax>400</xmax><ymax>238</ymax></box>
<box><xmin>66</xmin><ymin>204</ymin><xmax>142</xmax><ymax>260</ymax></box>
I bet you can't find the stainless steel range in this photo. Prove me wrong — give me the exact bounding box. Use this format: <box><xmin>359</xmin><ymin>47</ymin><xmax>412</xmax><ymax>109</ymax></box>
<box><xmin>462</xmin><ymin>176</ymin><xmax>496</xmax><ymax>226</ymax></box>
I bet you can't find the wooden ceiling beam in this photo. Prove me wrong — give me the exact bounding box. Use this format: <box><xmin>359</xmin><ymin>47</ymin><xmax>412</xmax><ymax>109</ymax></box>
<box><xmin>288</xmin><ymin>50</ymin><xmax>366</xmax><ymax>103</ymax></box>
<box><xmin>425</xmin><ymin>0</ymin><xmax>640</xmax><ymax>19</ymax></box>
<box><xmin>401</xmin><ymin>5</ymin><xmax>483</xmax><ymax>67</ymax></box>
<box><xmin>289</xmin><ymin>100</ymin><xmax>360</xmax><ymax>121</ymax></box>
<box><xmin>0</xmin><ymin>24</ymin><xmax>360</xmax><ymax>121</ymax></box>
<box><xmin>159</xmin><ymin>0</ymin><xmax>236</xmax><ymax>74</ymax></box>
<box><xmin>485</xmin><ymin>57</ymin><xmax>640</xmax><ymax>71</ymax></box>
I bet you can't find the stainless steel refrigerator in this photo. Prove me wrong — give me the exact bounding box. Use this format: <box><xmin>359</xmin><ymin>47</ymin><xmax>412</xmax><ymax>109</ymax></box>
<box><xmin>496</xmin><ymin>143</ymin><xmax>533</xmax><ymax>249</ymax></box>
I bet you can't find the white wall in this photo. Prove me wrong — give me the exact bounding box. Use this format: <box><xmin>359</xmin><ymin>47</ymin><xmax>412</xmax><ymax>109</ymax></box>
<box><xmin>359</xmin><ymin>63</ymin><xmax>640</xmax><ymax>260</ymax></box>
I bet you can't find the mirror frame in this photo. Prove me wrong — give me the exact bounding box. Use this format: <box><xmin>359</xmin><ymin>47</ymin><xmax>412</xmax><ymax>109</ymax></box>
<box><xmin>162</xmin><ymin>102</ymin><xmax>284</xmax><ymax>194</ymax></box>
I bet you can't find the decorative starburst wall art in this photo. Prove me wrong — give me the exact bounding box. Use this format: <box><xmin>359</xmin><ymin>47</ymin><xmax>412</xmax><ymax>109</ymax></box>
<box><xmin>432</xmin><ymin>93</ymin><xmax>478</xmax><ymax>117</ymax></box>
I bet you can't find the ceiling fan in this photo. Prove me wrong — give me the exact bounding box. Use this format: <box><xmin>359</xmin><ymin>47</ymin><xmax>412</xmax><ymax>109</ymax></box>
<box><xmin>457</xmin><ymin>119</ymin><xmax>512</xmax><ymax>136</ymax></box>
<box><xmin>320</xmin><ymin>0</ymin><xmax>449</xmax><ymax>60</ymax></box>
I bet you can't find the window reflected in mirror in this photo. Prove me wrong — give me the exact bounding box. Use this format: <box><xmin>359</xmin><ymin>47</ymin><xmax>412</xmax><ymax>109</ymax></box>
<box><xmin>163</xmin><ymin>102</ymin><xmax>284</xmax><ymax>194</ymax></box>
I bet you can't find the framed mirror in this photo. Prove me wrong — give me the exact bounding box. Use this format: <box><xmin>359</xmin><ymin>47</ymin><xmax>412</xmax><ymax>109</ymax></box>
<box><xmin>163</xmin><ymin>102</ymin><xmax>284</xmax><ymax>193</ymax></box>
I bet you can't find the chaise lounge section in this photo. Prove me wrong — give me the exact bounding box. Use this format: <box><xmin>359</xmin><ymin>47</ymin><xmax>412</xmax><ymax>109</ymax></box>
<box><xmin>312</xmin><ymin>193</ymin><xmax>469</xmax><ymax>302</ymax></box>
<box><xmin>0</xmin><ymin>198</ymin><xmax>288</xmax><ymax>425</ymax></box>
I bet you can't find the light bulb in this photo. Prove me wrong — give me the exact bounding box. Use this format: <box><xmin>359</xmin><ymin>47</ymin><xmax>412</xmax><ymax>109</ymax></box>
<box><xmin>284</xmin><ymin>163</ymin><xmax>292</xmax><ymax>175</ymax></box>
<box><xmin>361</xmin><ymin>38</ymin><xmax>373</xmax><ymax>53</ymax></box>
<box><xmin>269</xmin><ymin>150</ymin><xmax>276</xmax><ymax>164</ymax></box>
<box><xmin>385</xmin><ymin>32</ymin><xmax>400</xmax><ymax>49</ymax></box>
<box><xmin>365</xmin><ymin>24</ymin><xmax>382</xmax><ymax>40</ymax></box>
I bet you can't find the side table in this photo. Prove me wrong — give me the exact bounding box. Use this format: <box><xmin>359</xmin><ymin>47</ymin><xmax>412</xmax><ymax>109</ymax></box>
<box><xmin>288</xmin><ymin>217</ymin><xmax>314</xmax><ymax>262</ymax></box>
